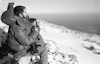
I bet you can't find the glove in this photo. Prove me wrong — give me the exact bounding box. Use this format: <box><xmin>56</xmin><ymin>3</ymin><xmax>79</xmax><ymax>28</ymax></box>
<box><xmin>8</xmin><ymin>2</ymin><xmax>14</xmax><ymax>6</ymax></box>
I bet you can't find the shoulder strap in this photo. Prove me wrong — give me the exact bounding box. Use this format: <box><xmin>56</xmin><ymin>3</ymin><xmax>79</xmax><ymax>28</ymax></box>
<box><xmin>9</xmin><ymin>25</ymin><xmax>23</xmax><ymax>46</ymax></box>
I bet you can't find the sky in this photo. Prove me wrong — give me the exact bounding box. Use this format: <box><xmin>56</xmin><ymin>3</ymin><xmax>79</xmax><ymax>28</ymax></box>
<box><xmin>0</xmin><ymin>0</ymin><xmax>100</xmax><ymax>14</ymax></box>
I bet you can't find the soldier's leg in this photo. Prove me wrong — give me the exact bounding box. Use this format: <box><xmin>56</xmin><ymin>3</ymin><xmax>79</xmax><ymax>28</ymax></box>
<box><xmin>39</xmin><ymin>46</ymin><xmax>48</xmax><ymax>64</ymax></box>
<box><xmin>36</xmin><ymin>34</ymin><xmax>48</xmax><ymax>64</ymax></box>
<box><xmin>8</xmin><ymin>38</ymin><xmax>26</xmax><ymax>58</ymax></box>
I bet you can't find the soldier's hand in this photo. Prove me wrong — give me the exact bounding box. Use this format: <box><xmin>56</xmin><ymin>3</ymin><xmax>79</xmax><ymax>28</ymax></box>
<box><xmin>19</xmin><ymin>45</ymin><xmax>24</xmax><ymax>50</ymax></box>
<box><xmin>8</xmin><ymin>2</ymin><xmax>14</xmax><ymax>6</ymax></box>
<box><xmin>36</xmin><ymin>43</ymin><xmax>42</xmax><ymax>46</ymax></box>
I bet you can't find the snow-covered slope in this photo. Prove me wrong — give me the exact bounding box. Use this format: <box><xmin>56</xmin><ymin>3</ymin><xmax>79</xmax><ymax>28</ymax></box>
<box><xmin>39</xmin><ymin>20</ymin><xmax>100</xmax><ymax>64</ymax></box>
<box><xmin>0</xmin><ymin>20</ymin><xmax>100</xmax><ymax>64</ymax></box>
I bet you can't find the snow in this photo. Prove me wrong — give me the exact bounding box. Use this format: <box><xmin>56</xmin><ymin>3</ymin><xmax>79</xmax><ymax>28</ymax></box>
<box><xmin>39</xmin><ymin>20</ymin><xmax>100</xmax><ymax>64</ymax></box>
<box><xmin>0</xmin><ymin>20</ymin><xmax>100</xmax><ymax>64</ymax></box>
<box><xmin>0</xmin><ymin>20</ymin><xmax>9</xmax><ymax>32</ymax></box>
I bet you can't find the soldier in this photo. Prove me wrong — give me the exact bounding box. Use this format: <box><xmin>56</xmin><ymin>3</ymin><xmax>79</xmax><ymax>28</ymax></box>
<box><xmin>1</xmin><ymin>2</ymin><xmax>48</xmax><ymax>64</ymax></box>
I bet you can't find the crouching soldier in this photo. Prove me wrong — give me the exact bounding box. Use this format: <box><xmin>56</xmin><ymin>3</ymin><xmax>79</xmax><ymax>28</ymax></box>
<box><xmin>1</xmin><ymin>2</ymin><xmax>48</xmax><ymax>64</ymax></box>
<box><xmin>1</xmin><ymin>3</ymin><xmax>35</xmax><ymax>58</ymax></box>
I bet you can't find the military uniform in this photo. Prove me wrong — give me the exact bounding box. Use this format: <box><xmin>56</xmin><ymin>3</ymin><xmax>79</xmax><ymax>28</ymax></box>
<box><xmin>1</xmin><ymin>3</ymin><xmax>48</xmax><ymax>64</ymax></box>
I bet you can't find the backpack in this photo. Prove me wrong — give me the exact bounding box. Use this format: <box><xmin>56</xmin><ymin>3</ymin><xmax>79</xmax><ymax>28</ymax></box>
<box><xmin>1</xmin><ymin>3</ymin><xmax>15</xmax><ymax>25</ymax></box>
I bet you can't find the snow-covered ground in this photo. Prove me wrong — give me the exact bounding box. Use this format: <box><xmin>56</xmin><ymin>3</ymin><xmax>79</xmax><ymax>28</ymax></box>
<box><xmin>0</xmin><ymin>20</ymin><xmax>100</xmax><ymax>64</ymax></box>
<box><xmin>39</xmin><ymin>20</ymin><xmax>100</xmax><ymax>64</ymax></box>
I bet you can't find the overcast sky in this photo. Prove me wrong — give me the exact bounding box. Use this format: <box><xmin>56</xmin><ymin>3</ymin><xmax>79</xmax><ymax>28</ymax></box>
<box><xmin>0</xmin><ymin>0</ymin><xmax>100</xmax><ymax>14</ymax></box>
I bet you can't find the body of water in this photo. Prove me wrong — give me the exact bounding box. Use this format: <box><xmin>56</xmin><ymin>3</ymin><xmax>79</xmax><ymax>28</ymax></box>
<box><xmin>29</xmin><ymin>12</ymin><xmax>100</xmax><ymax>34</ymax></box>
